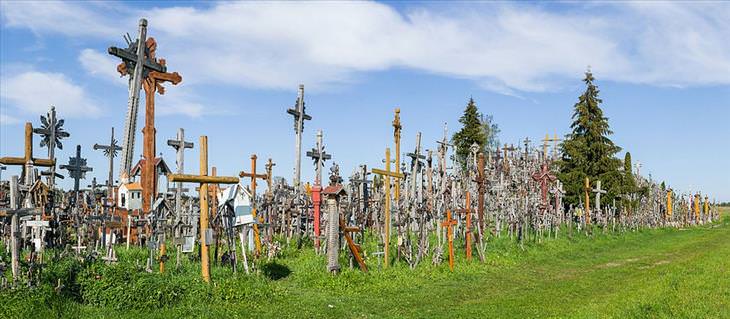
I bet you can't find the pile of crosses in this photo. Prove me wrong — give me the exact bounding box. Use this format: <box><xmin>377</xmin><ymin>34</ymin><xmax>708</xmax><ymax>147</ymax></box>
<box><xmin>0</xmin><ymin>18</ymin><xmax>722</xmax><ymax>287</ymax></box>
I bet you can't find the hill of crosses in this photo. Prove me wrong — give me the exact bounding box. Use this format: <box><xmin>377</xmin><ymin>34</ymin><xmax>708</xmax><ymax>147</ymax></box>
<box><xmin>0</xmin><ymin>11</ymin><xmax>727</xmax><ymax>319</ymax></box>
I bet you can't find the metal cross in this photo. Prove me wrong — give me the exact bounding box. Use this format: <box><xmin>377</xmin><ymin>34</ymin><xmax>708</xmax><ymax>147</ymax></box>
<box><xmin>286</xmin><ymin>84</ymin><xmax>311</xmax><ymax>190</ymax></box>
<box><xmin>94</xmin><ymin>127</ymin><xmax>123</xmax><ymax>198</ymax></box>
<box><xmin>305</xmin><ymin>129</ymin><xmax>331</xmax><ymax>185</ymax></box>
<box><xmin>167</xmin><ymin>128</ymin><xmax>194</xmax><ymax>223</ymax></box>
<box><xmin>33</xmin><ymin>106</ymin><xmax>69</xmax><ymax>188</ymax></box>
<box><xmin>60</xmin><ymin>145</ymin><xmax>93</xmax><ymax>206</ymax></box>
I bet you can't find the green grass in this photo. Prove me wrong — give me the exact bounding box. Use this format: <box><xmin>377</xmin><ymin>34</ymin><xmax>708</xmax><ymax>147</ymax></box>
<box><xmin>3</xmin><ymin>208</ymin><xmax>729</xmax><ymax>318</ymax></box>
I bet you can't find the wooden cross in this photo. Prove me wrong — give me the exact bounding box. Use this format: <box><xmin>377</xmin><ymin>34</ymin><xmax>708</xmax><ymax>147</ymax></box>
<box><xmin>60</xmin><ymin>145</ymin><xmax>93</xmax><ymax>206</ymax></box>
<box><xmin>592</xmin><ymin>180</ymin><xmax>607</xmax><ymax>214</ymax></box>
<box><xmin>474</xmin><ymin>152</ymin><xmax>486</xmax><ymax>233</ymax></box>
<box><xmin>441</xmin><ymin>209</ymin><xmax>457</xmax><ymax>271</ymax></box>
<box><xmin>392</xmin><ymin>108</ymin><xmax>402</xmax><ymax>202</ymax></box>
<box><xmin>167</xmin><ymin>128</ymin><xmax>194</xmax><ymax>225</ymax></box>
<box><xmin>0</xmin><ymin>123</ymin><xmax>55</xmax><ymax>175</ymax></box>
<box><xmin>584</xmin><ymin>177</ymin><xmax>591</xmax><ymax>225</ymax></box>
<box><xmin>666</xmin><ymin>189</ymin><xmax>673</xmax><ymax>220</ymax></box>
<box><xmin>549</xmin><ymin>133</ymin><xmax>562</xmax><ymax>159</ymax></box>
<box><xmin>239</xmin><ymin>154</ymin><xmax>268</xmax><ymax>256</ymax></box>
<box><xmin>531</xmin><ymin>162</ymin><xmax>557</xmax><ymax>212</ymax></box>
<box><xmin>523</xmin><ymin>137</ymin><xmax>531</xmax><ymax>156</ymax></box>
<box><xmin>371</xmin><ymin>147</ymin><xmax>404</xmax><ymax>269</ymax></box>
<box><xmin>541</xmin><ymin>134</ymin><xmax>550</xmax><ymax>161</ymax></box>
<box><xmin>461</xmin><ymin>192</ymin><xmax>472</xmax><ymax>260</ymax></box>
<box><xmin>286</xmin><ymin>85</ymin><xmax>311</xmax><ymax>189</ymax></box>
<box><xmin>93</xmin><ymin>127</ymin><xmax>122</xmax><ymax>198</ymax></box>
<box><xmin>340</xmin><ymin>215</ymin><xmax>368</xmax><ymax>272</ymax></box>
<box><xmin>167</xmin><ymin>136</ymin><xmax>238</xmax><ymax>283</ymax></box>
<box><xmin>305</xmin><ymin>129</ymin><xmax>331</xmax><ymax>185</ymax></box>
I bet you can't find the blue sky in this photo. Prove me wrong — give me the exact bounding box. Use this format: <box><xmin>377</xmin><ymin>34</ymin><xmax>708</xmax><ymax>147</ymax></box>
<box><xmin>1</xmin><ymin>1</ymin><xmax>728</xmax><ymax>201</ymax></box>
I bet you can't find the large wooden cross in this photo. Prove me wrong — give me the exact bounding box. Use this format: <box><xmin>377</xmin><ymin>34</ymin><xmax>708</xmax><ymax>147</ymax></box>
<box><xmin>371</xmin><ymin>147</ymin><xmax>404</xmax><ymax>269</ymax></box>
<box><xmin>93</xmin><ymin>127</ymin><xmax>122</xmax><ymax>198</ymax></box>
<box><xmin>392</xmin><ymin>108</ymin><xmax>402</xmax><ymax>202</ymax></box>
<box><xmin>167</xmin><ymin>128</ymin><xmax>194</xmax><ymax>225</ymax></box>
<box><xmin>239</xmin><ymin>154</ymin><xmax>268</xmax><ymax>256</ymax></box>
<box><xmin>167</xmin><ymin>136</ymin><xmax>238</xmax><ymax>283</ymax></box>
<box><xmin>441</xmin><ymin>209</ymin><xmax>457</xmax><ymax>271</ymax></box>
<box><xmin>0</xmin><ymin>123</ymin><xmax>55</xmax><ymax>179</ymax></box>
<box><xmin>60</xmin><ymin>145</ymin><xmax>93</xmax><ymax>205</ymax></box>
<box><xmin>531</xmin><ymin>162</ymin><xmax>557</xmax><ymax>212</ymax></box>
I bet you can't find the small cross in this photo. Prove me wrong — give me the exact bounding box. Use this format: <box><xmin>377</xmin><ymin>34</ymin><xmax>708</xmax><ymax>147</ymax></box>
<box><xmin>441</xmin><ymin>209</ymin><xmax>457</xmax><ymax>272</ymax></box>
<box><xmin>60</xmin><ymin>145</ymin><xmax>93</xmax><ymax>206</ymax></box>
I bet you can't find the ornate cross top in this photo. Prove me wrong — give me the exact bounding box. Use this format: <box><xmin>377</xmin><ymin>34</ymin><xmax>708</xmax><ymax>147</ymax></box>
<box><xmin>287</xmin><ymin>85</ymin><xmax>311</xmax><ymax>190</ymax></box>
<box><xmin>592</xmin><ymin>180</ymin><xmax>607</xmax><ymax>211</ymax></box>
<box><xmin>33</xmin><ymin>106</ymin><xmax>69</xmax><ymax>187</ymax></box>
<box><xmin>531</xmin><ymin>162</ymin><xmax>556</xmax><ymax>211</ymax></box>
<box><xmin>94</xmin><ymin>127</ymin><xmax>122</xmax><ymax>197</ymax></box>
<box><xmin>306</xmin><ymin>129</ymin><xmax>331</xmax><ymax>185</ymax></box>
<box><xmin>60</xmin><ymin>145</ymin><xmax>93</xmax><ymax>205</ymax></box>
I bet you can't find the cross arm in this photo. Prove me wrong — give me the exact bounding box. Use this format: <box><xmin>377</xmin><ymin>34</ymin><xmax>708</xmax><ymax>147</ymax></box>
<box><xmin>107</xmin><ymin>46</ymin><xmax>167</xmax><ymax>73</ymax></box>
<box><xmin>168</xmin><ymin>174</ymin><xmax>238</xmax><ymax>184</ymax></box>
<box><xmin>167</xmin><ymin>140</ymin><xmax>194</xmax><ymax>149</ymax></box>
<box><xmin>372</xmin><ymin>168</ymin><xmax>404</xmax><ymax>179</ymax></box>
<box><xmin>0</xmin><ymin>157</ymin><xmax>55</xmax><ymax>167</ymax></box>
<box><xmin>239</xmin><ymin>171</ymin><xmax>268</xmax><ymax>180</ymax></box>
<box><xmin>149</xmin><ymin>71</ymin><xmax>182</xmax><ymax>85</ymax></box>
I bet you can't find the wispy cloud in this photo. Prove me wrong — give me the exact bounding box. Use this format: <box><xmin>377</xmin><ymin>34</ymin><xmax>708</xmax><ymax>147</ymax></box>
<box><xmin>0</xmin><ymin>71</ymin><xmax>102</xmax><ymax>118</ymax></box>
<box><xmin>0</xmin><ymin>113</ymin><xmax>21</xmax><ymax>125</ymax></box>
<box><xmin>79</xmin><ymin>49</ymin><xmax>128</xmax><ymax>86</ymax></box>
<box><xmin>3</xmin><ymin>1</ymin><xmax>728</xmax><ymax>94</ymax></box>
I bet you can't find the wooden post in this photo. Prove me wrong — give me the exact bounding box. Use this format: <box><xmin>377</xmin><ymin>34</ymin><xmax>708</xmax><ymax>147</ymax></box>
<box><xmin>465</xmin><ymin>192</ymin><xmax>472</xmax><ymax>261</ymax></box>
<box><xmin>666</xmin><ymin>189</ymin><xmax>673</xmax><ymax>221</ymax></box>
<box><xmin>239</xmin><ymin>154</ymin><xmax>268</xmax><ymax>256</ymax></box>
<box><xmin>372</xmin><ymin>148</ymin><xmax>404</xmax><ymax>269</ymax></box>
<box><xmin>168</xmin><ymin>136</ymin><xmax>238</xmax><ymax>283</ymax></box>
<box><xmin>441</xmin><ymin>210</ymin><xmax>457</xmax><ymax>271</ymax></box>
<box><xmin>392</xmin><ymin>108</ymin><xmax>402</xmax><ymax>203</ymax></box>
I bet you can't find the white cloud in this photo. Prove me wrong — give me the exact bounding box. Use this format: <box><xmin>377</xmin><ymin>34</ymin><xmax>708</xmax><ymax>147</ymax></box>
<box><xmin>0</xmin><ymin>113</ymin><xmax>21</xmax><ymax>125</ymax></box>
<box><xmin>0</xmin><ymin>71</ymin><xmax>102</xmax><ymax>118</ymax></box>
<box><xmin>79</xmin><ymin>49</ymin><xmax>128</xmax><ymax>86</ymax></box>
<box><xmin>155</xmin><ymin>89</ymin><xmax>204</xmax><ymax>118</ymax></box>
<box><xmin>0</xmin><ymin>1</ymin><xmax>121</xmax><ymax>38</ymax></box>
<box><xmin>3</xmin><ymin>1</ymin><xmax>729</xmax><ymax>93</ymax></box>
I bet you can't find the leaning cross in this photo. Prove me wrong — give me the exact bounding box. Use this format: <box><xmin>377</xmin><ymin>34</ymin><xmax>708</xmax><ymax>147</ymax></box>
<box><xmin>167</xmin><ymin>136</ymin><xmax>238</xmax><ymax>283</ymax></box>
<box><xmin>239</xmin><ymin>154</ymin><xmax>268</xmax><ymax>256</ymax></box>
<box><xmin>286</xmin><ymin>84</ymin><xmax>311</xmax><ymax>190</ymax></box>
<box><xmin>441</xmin><ymin>209</ymin><xmax>457</xmax><ymax>271</ymax></box>
<box><xmin>93</xmin><ymin>127</ymin><xmax>123</xmax><ymax>198</ymax></box>
<box><xmin>60</xmin><ymin>145</ymin><xmax>93</xmax><ymax>206</ymax></box>
<box><xmin>371</xmin><ymin>147</ymin><xmax>404</xmax><ymax>269</ymax></box>
<box><xmin>592</xmin><ymin>180</ymin><xmax>607</xmax><ymax>214</ymax></box>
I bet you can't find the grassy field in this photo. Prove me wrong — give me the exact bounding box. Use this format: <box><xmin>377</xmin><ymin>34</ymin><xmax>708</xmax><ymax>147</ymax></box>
<box><xmin>3</xmin><ymin>207</ymin><xmax>729</xmax><ymax>318</ymax></box>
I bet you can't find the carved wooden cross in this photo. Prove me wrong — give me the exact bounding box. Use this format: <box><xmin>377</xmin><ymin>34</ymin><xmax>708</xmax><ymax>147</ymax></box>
<box><xmin>94</xmin><ymin>127</ymin><xmax>122</xmax><ymax>198</ymax></box>
<box><xmin>460</xmin><ymin>192</ymin><xmax>472</xmax><ymax>261</ymax></box>
<box><xmin>441</xmin><ymin>209</ymin><xmax>457</xmax><ymax>271</ymax></box>
<box><xmin>167</xmin><ymin>136</ymin><xmax>238</xmax><ymax>283</ymax></box>
<box><xmin>531</xmin><ymin>162</ymin><xmax>556</xmax><ymax>212</ymax></box>
<box><xmin>392</xmin><ymin>108</ymin><xmax>402</xmax><ymax>202</ymax></box>
<box><xmin>60</xmin><ymin>145</ymin><xmax>93</xmax><ymax>206</ymax></box>
<box><xmin>372</xmin><ymin>147</ymin><xmax>404</xmax><ymax>269</ymax></box>
<box><xmin>591</xmin><ymin>180</ymin><xmax>607</xmax><ymax>214</ymax></box>
<box><xmin>239</xmin><ymin>154</ymin><xmax>268</xmax><ymax>256</ymax></box>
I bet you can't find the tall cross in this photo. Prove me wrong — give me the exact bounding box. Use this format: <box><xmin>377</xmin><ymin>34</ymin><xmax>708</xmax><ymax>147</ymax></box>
<box><xmin>592</xmin><ymin>180</ymin><xmax>607</xmax><ymax>213</ymax></box>
<box><xmin>371</xmin><ymin>148</ymin><xmax>404</xmax><ymax>269</ymax></box>
<box><xmin>552</xmin><ymin>180</ymin><xmax>565</xmax><ymax>216</ymax></box>
<box><xmin>666</xmin><ymin>189</ymin><xmax>673</xmax><ymax>220</ymax></box>
<box><xmin>287</xmin><ymin>84</ymin><xmax>311</xmax><ymax>190</ymax></box>
<box><xmin>406</xmin><ymin>132</ymin><xmax>425</xmax><ymax>203</ymax></box>
<box><xmin>531</xmin><ymin>162</ymin><xmax>557</xmax><ymax>211</ymax></box>
<box><xmin>305</xmin><ymin>129</ymin><xmax>331</xmax><ymax>185</ymax></box>
<box><xmin>167</xmin><ymin>128</ymin><xmax>193</xmax><ymax>223</ymax></box>
<box><xmin>392</xmin><ymin>108</ymin><xmax>402</xmax><ymax>202</ymax></box>
<box><xmin>584</xmin><ymin>177</ymin><xmax>591</xmax><ymax>225</ymax></box>
<box><xmin>1</xmin><ymin>123</ymin><xmax>56</xmax><ymax>184</ymax></box>
<box><xmin>33</xmin><ymin>106</ymin><xmax>69</xmax><ymax>188</ymax></box>
<box><xmin>239</xmin><ymin>154</ymin><xmax>268</xmax><ymax>256</ymax></box>
<box><xmin>93</xmin><ymin>127</ymin><xmax>123</xmax><ymax>198</ymax></box>
<box><xmin>60</xmin><ymin>145</ymin><xmax>93</xmax><ymax>206</ymax></box>
<box><xmin>549</xmin><ymin>133</ymin><xmax>562</xmax><ymax>159</ymax></box>
<box><xmin>541</xmin><ymin>134</ymin><xmax>550</xmax><ymax>161</ymax></box>
<box><xmin>523</xmin><ymin>137</ymin><xmax>531</xmax><ymax>156</ymax></box>
<box><xmin>441</xmin><ymin>209</ymin><xmax>457</xmax><ymax>271</ymax></box>
<box><xmin>474</xmin><ymin>152</ymin><xmax>487</xmax><ymax>233</ymax></box>
<box><xmin>167</xmin><ymin>136</ymin><xmax>238</xmax><ymax>283</ymax></box>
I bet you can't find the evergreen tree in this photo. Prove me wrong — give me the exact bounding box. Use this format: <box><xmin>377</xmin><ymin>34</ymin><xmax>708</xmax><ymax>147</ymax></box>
<box><xmin>453</xmin><ymin>98</ymin><xmax>486</xmax><ymax>170</ymax></box>
<box><xmin>558</xmin><ymin>70</ymin><xmax>622</xmax><ymax>206</ymax></box>
<box><xmin>622</xmin><ymin>152</ymin><xmax>637</xmax><ymax>210</ymax></box>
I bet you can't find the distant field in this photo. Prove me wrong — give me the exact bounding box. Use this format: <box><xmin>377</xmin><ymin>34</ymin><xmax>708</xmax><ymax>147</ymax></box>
<box><xmin>3</xmin><ymin>207</ymin><xmax>729</xmax><ymax>318</ymax></box>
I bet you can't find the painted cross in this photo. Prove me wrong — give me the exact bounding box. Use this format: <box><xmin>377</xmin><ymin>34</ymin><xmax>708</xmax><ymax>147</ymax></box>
<box><xmin>531</xmin><ymin>162</ymin><xmax>557</xmax><ymax>211</ymax></box>
<box><xmin>239</xmin><ymin>154</ymin><xmax>268</xmax><ymax>256</ymax></box>
<box><xmin>441</xmin><ymin>209</ymin><xmax>457</xmax><ymax>271</ymax></box>
<box><xmin>305</xmin><ymin>129</ymin><xmax>331</xmax><ymax>186</ymax></box>
<box><xmin>167</xmin><ymin>128</ymin><xmax>194</xmax><ymax>224</ymax></box>
<box><xmin>371</xmin><ymin>147</ymin><xmax>404</xmax><ymax>269</ymax></box>
<box><xmin>592</xmin><ymin>180</ymin><xmax>607</xmax><ymax>213</ymax></box>
<box><xmin>33</xmin><ymin>106</ymin><xmax>69</xmax><ymax>188</ymax></box>
<box><xmin>167</xmin><ymin>136</ymin><xmax>239</xmax><ymax>283</ymax></box>
<box><xmin>94</xmin><ymin>127</ymin><xmax>123</xmax><ymax>198</ymax></box>
<box><xmin>286</xmin><ymin>84</ymin><xmax>311</xmax><ymax>190</ymax></box>
<box><xmin>60</xmin><ymin>145</ymin><xmax>93</xmax><ymax>206</ymax></box>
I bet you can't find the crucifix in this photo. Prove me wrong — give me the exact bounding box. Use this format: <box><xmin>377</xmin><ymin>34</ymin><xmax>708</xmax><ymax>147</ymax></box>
<box><xmin>167</xmin><ymin>136</ymin><xmax>238</xmax><ymax>283</ymax></box>
<box><xmin>286</xmin><ymin>84</ymin><xmax>311</xmax><ymax>191</ymax></box>
<box><xmin>109</xmin><ymin>19</ymin><xmax>181</xmax><ymax>213</ymax></box>
<box><xmin>441</xmin><ymin>209</ymin><xmax>457</xmax><ymax>271</ymax></box>
<box><xmin>93</xmin><ymin>127</ymin><xmax>122</xmax><ymax>198</ymax></box>
<box><xmin>60</xmin><ymin>145</ymin><xmax>93</xmax><ymax>206</ymax></box>
<box><xmin>33</xmin><ymin>106</ymin><xmax>69</xmax><ymax>189</ymax></box>
<box><xmin>392</xmin><ymin>108</ymin><xmax>402</xmax><ymax>204</ymax></box>
<box><xmin>1</xmin><ymin>123</ymin><xmax>56</xmax><ymax>184</ymax></box>
<box><xmin>531</xmin><ymin>162</ymin><xmax>557</xmax><ymax>212</ymax></box>
<box><xmin>239</xmin><ymin>154</ymin><xmax>268</xmax><ymax>256</ymax></box>
<box><xmin>592</xmin><ymin>180</ymin><xmax>607</xmax><ymax>216</ymax></box>
<box><xmin>372</xmin><ymin>148</ymin><xmax>404</xmax><ymax>269</ymax></box>
<box><xmin>306</xmin><ymin>129</ymin><xmax>331</xmax><ymax>250</ymax></box>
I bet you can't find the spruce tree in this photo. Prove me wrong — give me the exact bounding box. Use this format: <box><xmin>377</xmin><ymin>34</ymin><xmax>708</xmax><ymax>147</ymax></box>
<box><xmin>558</xmin><ymin>70</ymin><xmax>622</xmax><ymax>206</ymax></box>
<box><xmin>453</xmin><ymin>98</ymin><xmax>486</xmax><ymax>170</ymax></box>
